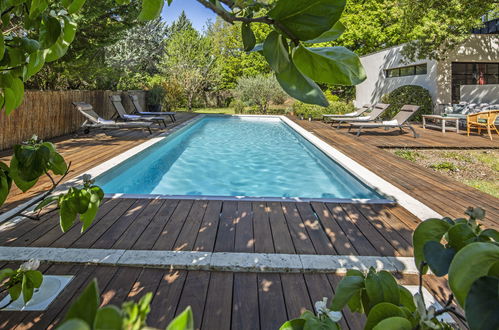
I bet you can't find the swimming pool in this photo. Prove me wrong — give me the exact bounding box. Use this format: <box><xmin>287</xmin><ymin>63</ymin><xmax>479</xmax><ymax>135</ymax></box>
<box><xmin>95</xmin><ymin>116</ymin><xmax>384</xmax><ymax>200</ymax></box>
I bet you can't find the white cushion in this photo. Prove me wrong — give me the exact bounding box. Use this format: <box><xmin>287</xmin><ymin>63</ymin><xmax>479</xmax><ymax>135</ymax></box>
<box><xmin>97</xmin><ymin>118</ymin><xmax>115</xmax><ymax>125</ymax></box>
<box><xmin>382</xmin><ymin>119</ymin><xmax>399</xmax><ymax>126</ymax></box>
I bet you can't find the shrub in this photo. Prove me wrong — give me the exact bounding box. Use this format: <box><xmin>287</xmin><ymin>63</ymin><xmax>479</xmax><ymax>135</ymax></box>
<box><xmin>293</xmin><ymin>95</ymin><xmax>355</xmax><ymax>120</ymax></box>
<box><xmin>232</xmin><ymin>75</ymin><xmax>287</xmax><ymax>113</ymax></box>
<box><xmin>394</xmin><ymin>149</ymin><xmax>421</xmax><ymax>162</ymax></box>
<box><xmin>380</xmin><ymin>85</ymin><xmax>433</xmax><ymax>121</ymax></box>
<box><xmin>430</xmin><ymin>161</ymin><xmax>458</xmax><ymax>171</ymax></box>
<box><xmin>230</xmin><ymin>99</ymin><xmax>246</xmax><ymax>114</ymax></box>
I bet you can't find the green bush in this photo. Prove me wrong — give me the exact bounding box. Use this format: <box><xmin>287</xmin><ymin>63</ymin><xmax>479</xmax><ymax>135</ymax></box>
<box><xmin>380</xmin><ymin>85</ymin><xmax>433</xmax><ymax>121</ymax></box>
<box><xmin>292</xmin><ymin>92</ymin><xmax>355</xmax><ymax>120</ymax></box>
<box><xmin>232</xmin><ymin>75</ymin><xmax>287</xmax><ymax>113</ymax></box>
<box><xmin>230</xmin><ymin>99</ymin><xmax>246</xmax><ymax>114</ymax></box>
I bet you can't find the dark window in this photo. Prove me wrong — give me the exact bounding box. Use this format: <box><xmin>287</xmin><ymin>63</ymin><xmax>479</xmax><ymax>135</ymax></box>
<box><xmin>451</xmin><ymin>62</ymin><xmax>499</xmax><ymax>102</ymax></box>
<box><xmin>385</xmin><ymin>63</ymin><xmax>427</xmax><ymax>78</ymax></box>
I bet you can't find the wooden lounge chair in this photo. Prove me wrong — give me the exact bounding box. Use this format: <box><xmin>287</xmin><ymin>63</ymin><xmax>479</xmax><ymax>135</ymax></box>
<box><xmin>349</xmin><ymin>105</ymin><xmax>421</xmax><ymax>138</ymax></box>
<box><xmin>323</xmin><ymin>104</ymin><xmax>371</xmax><ymax>123</ymax></box>
<box><xmin>109</xmin><ymin>95</ymin><xmax>168</xmax><ymax>127</ymax></box>
<box><xmin>329</xmin><ymin>103</ymin><xmax>391</xmax><ymax>129</ymax></box>
<box><xmin>128</xmin><ymin>94</ymin><xmax>176</xmax><ymax>123</ymax></box>
<box><xmin>467</xmin><ymin>109</ymin><xmax>499</xmax><ymax>140</ymax></box>
<box><xmin>73</xmin><ymin>102</ymin><xmax>153</xmax><ymax>134</ymax></box>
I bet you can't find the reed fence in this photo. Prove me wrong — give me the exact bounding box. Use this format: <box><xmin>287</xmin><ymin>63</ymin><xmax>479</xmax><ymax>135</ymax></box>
<box><xmin>0</xmin><ymin>90</ymin><xmax>146</xmax><ymax>151</ymax></box>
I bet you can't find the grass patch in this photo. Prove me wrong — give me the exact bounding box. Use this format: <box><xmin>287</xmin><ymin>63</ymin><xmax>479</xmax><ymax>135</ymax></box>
<box><xmin>476</xmin><ymin>151</ymin><xmax>499</xmax><ymax>171</ymax></box>
<box><xmin>394</xmin><ymin>150</ymin><xmax>421</xmax><ymax>162</ymax></box>
<box><xmin>193</xmin><ymin>108</ymin><xmax>236</xmax><ymax>114</ymax></box>
<box><xmin>430</xmin><ymin>161</ymin><xmax>459</xmax><ymax>172</ymax></box>
<box><xmin>463</xmin><ymin>179</ymin><xmax>499</xmax><ymax>198</ymax></box>
<box><xmin>441</xmin><ymin>151</ymin><xmax>473</xmax><ymax>163</ymax></box>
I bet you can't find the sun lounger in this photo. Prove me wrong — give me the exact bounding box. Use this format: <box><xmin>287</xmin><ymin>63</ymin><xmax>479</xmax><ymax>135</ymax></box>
<box><xmin>109</xmin><ymin>95</ymin><xmax>168</xmax><ymax>127</ymax></box>
<box><xmin>128</xmin><ymin>94</ymin><xmax>176</xmax><ymax>122</ymax></box>
<box><xmin>73</xmin><ymin>102</ymin><xmax>153</xmax><ymax>134</ymax></box>
<box><xmin>330</xmin><ymin>103</ymin><xmax>391</xmax><ymax>128</ymax></box>
<box><xmin>348</xmin><ymin>105</ymin><xmax>421</xmax><ymax>138</ymax></box>
<box><xmin>323</xmin><ymin>104</ymin><xmax>371</xmax><ymax>122</ymax></box>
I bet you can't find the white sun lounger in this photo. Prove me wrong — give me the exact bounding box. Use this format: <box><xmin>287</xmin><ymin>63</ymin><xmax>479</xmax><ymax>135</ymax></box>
<box><xmin>349</xmin><ymin>105</ymin><xmax>421</xmax><ymax>138</ymax></box>
<box><xmin>323</xmin><ymin>104</ymin><xmax>371</xmax><ymax>122</ymax></box>
<box><xmin>330</xmin><ymin>103</ymin><xmax>391</xmax><ymax>128</ymax></box>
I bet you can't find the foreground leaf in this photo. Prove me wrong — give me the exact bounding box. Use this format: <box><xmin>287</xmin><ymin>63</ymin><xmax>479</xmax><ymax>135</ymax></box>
<box><xmin>423</xmin><ymin>241</ymin><xmax>455</xmax><ymax>276</ymax></box>
<box><xmin>275</xmin><ymin>60</ymin><xmax>328</xmax><ymax>107</ymax></box>
<box><xmin>241</xmin><ymin>23</ymin><xmax>256</xmax><ymax>52</ymax></box>
<box><xmin>413</xmin><ymin>218</ymin><xmax>452</xmax><ymax>273</ymax></box>
<box><xmin>372</xmin><ymin>316</ymin><xmax>412</xmax><ymax>330</ymax></box>
<box><xmin>293</xmin><ymin>46</ymin><xmax>366</xmax><ymax>85</ymax></box>
<box><xmin>465</xmin><ymin>276</ymin><xmax>499</xmax><ymax>330</ymax></box>
<box><xmin>448</xmin><ymin>242</ymin><xmax>499</xmax><ymax>306</ymax></box>
<box><xmin>306</xmin><ymin>21</ymin><xmax>346</xmax><ymax>44</ymax></box>
<box><xmin>330</xmin><ymin>275</ymin><xmax>364</xmax><ymax>311</ymax></box>
<box><xmin>279</xmin><ymin>319</ymin><xmax>305</xmax><ymax>330</ymax></box>
<box><xmin>64</xmin><ymin>279</ymin><xmax>100</xmax><ymax>325</ymax></box>
<box><xmin>93</xmin><ymin>306</ymin><xmax>123</xmax><ymax>330</ymax></box>
<box><xmin>365</xmin><ymin>303</ymin><xmax>405</xmax><ymax>330</ymax></box>
<box><xmin>268</xmin><ymin>0</ymin><xmax>346</xmax><ymax>41</ymax></box>
<box><xmin>138</xmin><ymin>0</ymin><xmax>164</xmax><ymax>21</ymax></box>
<box><xmin>167</xmin><ymin>306</ymin><xmax>194</xmax><ymax>330</ymax></box>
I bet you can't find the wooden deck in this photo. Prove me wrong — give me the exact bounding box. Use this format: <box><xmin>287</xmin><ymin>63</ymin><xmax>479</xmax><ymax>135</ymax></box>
<box><xmin>326</xmin><ymin>119</ymin><xmax>499</xmax><ymax>149</ymax></box>
<box><xmin>0</xmin><ymin>200</ymin><xmax>418</xmax><ymax>258</ymax></box>
<box><xmin>1</xmin><ymin>114</ymin><xmax>496</xmax><ymax>329</ymax></box>
<box><xmin>294</xmin><ymin>118</ymin><xmax>499</xmax><ymax>228</ymax></box>
<box><xmin>0</xmin><ymin>263</ymin><xmax>451</xmax><ymax>330</ymax></box>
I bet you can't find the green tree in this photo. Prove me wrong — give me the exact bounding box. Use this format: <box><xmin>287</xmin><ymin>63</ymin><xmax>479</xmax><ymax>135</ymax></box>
<box><xmin>232</xmin><ymin>75</ymin><xmax>287</xmax><ymax>113</ymax></box>
<box><xmin>27</xmin><ymin>0</ymin><xmax>142</xmax><ymax>90</ymax></box>
<box><xmin>162</xmin><ymin>27</ymin><xmax>215</xmax><ymax>111</ymax></box>
<box><xmin>105</xmin><ymin>18</ymin><xmax>168</xmax><ymax>90</ymax></box>
<box><xmin>400</xmin><ymin>0</ymin><xmax>498</xmax><ymax>61</ymax></box>
<box><xmin>207</xmin><ymin>17</ymin><xmax>271</xmax><ymax>90</ymax></box>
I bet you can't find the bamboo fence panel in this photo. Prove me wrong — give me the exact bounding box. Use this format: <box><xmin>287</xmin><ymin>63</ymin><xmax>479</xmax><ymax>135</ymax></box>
<box><xmin>0</xmin><ymin>90</ymin><xmax>146</xmax><ymax>151</ymax></box>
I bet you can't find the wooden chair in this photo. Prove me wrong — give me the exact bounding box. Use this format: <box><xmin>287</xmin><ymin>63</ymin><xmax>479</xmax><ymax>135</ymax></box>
<box><xmin>467</xmin><ymin>110</ymin><xmax>499</xmax><ymax>140</ymax></box>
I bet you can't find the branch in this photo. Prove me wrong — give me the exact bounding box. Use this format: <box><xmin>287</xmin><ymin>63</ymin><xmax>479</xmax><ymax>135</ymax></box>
<box><xmin>14</xmin><ymin>162</ymin><xmax>72</xmax><ymax>222</ymax></box>
<box><xmin>196</xmin><ymin>0</ymin><xmax>299</xmax><ymax>42</ymax></box>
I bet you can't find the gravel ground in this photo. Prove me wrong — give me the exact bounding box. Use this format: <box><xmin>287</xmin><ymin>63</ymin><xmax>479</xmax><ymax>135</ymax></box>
<box><xmin>389</xmin><ymin>149</ymin><xmax>499</xmax><ymax>198</ymax></box>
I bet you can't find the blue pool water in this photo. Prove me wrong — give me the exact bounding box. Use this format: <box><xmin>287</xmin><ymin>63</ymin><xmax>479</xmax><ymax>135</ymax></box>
<box><xmin>96</xmin><ymin>116</ymin><xmax>383</xmax><ymax>199</ymax></box>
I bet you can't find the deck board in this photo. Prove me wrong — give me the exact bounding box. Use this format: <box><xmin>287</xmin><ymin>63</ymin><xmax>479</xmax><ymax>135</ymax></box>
<box><xmin>0</xmin><ymin>264</ymin><xmax>459</xmax><ymax>330</ymax></box>
<box><xmin>0</xmin><ymin>200</ymin><xmax>416</xmax><ymax>257</ymax></box>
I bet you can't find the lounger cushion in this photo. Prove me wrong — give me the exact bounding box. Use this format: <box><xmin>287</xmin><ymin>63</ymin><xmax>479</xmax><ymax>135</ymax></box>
<box><xmin>382</xmin><ymin>119</ymin><xmax>399</xmax><ymax>126</ymax></box>
<box><xmin>97</xmin><ymin>118</ymin><xmax>116</xmax><ymax>125</ymax></box>
<box><xmin>123</xmin><ymin>114</ymin><xmax>143</xmax><ymax>120</ymax></box>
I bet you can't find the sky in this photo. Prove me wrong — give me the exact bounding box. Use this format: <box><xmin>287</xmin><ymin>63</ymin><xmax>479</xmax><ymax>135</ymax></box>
<box><xmin>161</xmin><ymin>0</ymin><xmax>217</xmax><ymax>31</ymax></box>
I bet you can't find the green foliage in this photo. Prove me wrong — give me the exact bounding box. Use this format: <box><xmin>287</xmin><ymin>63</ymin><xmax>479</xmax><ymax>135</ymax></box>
<box><xmin>0</xmin><ymin>0</ymin><xmax>85</xmax><ymax>114</ymax></box>
<box><xmin>161</xmin><ymin>26</ymin><xmax>215</xmax><ymax>111</ymax></box>
<box><xmin>394</xmin><ymin>150</ymin><xmax>421</xmax><ymax>162</ymax></box>
<box><xmin>59</xmin><ymin>279</ymin><xmax>194</xmax><ymax>330</ymax></box>
<box><xmin>232</xmin><ymin>75</ymin><xmax>287</xmax><ymax>113</ymax></box>
<box><xmin>0</xmin><ymin>260</ymin><xmax>43</xmax><ymax>306</ymax></box>
<box><xmin>430</xmin><ymin>162</ymin><xmax>458</xmax><ymax>172</ymax></box>
<box><xmin>380</xmin><ymin>85</ymin><xmax>433</xmax><ymax>121</ymax></box>
<box><xmin>0</xmin><ymin>135</ymin><xmax>103</xmax><ymax>235</ymax></box>
<box><xmin>27</xmin><ymin>0</ymin><xmax>142</xmax><ymax>90</ymax></box>
<box><xmin>146</xmin><ymin>85</ymin><xmax>167</xmax><ymax>106</ymax></box>
<box><xmin>292</xmin><ymin>93</ymin><xmax>355</xmax><ymax>120</ymax></box>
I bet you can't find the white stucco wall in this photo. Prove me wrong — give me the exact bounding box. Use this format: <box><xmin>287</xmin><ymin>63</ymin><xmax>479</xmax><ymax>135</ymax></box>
<box><xmin>355</xmin><ymin>35</ymin><xmax>499</xmax><ymax>109</ymax></box>
<box><xmin>436</xmin><ymin>35</ymin><xmax>499</xmax><ymax>104</ymax></box>
<box><xmin>355</xmin><ymin>45</ymin><xmax>438</xmax><ymax>108</ymax></box>
<box><xmin>460</xmin><ymin>84</ymin><xmax>499</xmax><ymax>104</ymax></box>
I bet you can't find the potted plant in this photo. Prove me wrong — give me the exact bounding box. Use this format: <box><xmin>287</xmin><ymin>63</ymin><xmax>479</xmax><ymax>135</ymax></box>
<box><xmin>146</xmin><ymin>85</ymin><xmax>166</xmax><ymax>112</ymax></box>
